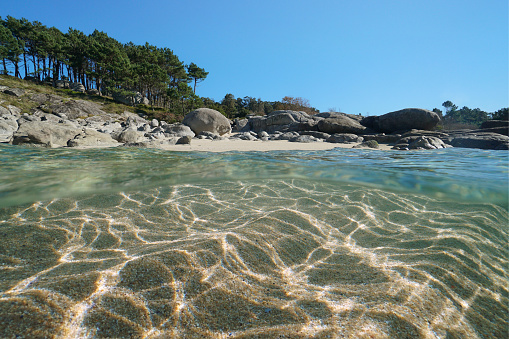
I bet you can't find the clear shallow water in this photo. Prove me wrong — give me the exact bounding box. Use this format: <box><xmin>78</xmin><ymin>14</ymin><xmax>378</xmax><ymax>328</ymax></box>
<box><xmin>0</xmin><ymin>145</ymin><xmax>507</xmax><ymax>338</ymax></box>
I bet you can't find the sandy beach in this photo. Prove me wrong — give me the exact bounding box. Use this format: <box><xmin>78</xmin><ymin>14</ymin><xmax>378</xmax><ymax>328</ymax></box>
<box><xmin>158</xmin><ymin>138</ymin><xmax>393</xmax><ymax>152</ymax></box>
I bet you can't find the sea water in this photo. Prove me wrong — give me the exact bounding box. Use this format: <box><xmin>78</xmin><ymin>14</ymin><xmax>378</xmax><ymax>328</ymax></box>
<box><xmin>0</xmin><ymin>144</ymin><xmax>507</xmax><ymax>338</ymax></box>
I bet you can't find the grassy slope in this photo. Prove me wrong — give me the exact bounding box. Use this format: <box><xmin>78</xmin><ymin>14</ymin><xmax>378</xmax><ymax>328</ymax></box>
<box><xmin>0</xmin><ymin>75</ymin><xmax>175</xmax><ymax>122</ymax></box>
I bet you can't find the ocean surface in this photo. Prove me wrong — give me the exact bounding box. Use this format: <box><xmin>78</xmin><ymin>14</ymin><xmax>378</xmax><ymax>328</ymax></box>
<box><xmin>0</xmin><ymin>144</ymin><xmax>507</xmax><ymax>338</ymax></box>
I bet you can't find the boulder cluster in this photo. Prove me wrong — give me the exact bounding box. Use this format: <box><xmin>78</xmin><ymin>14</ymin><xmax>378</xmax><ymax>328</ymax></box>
<box><xmin>1</xmin><ymin>85</ymin><xmax>508</xmax><ymax>150</ymax></box>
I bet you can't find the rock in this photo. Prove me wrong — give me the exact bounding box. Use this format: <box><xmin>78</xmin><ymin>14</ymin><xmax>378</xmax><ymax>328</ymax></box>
<box><xmin>257</xmin><ymin>131</ymin><xmax>270</xmax><ymax>138</ymax></box>
<box><xmin>162</xmin><ymin>124</ymin><xmax>195</xmax><ymax>138</ymax></box>
<box><xmin>150</xmin><ymin>119</ymin><xmax>159</xmax><ymax>127</ymax></box>
<box><xmin>182</xmin><ymin>108</ymin><xmax>231</xmax><ymax>135</ymax></box>
<box><xmin>450</xmin><ymin>132</ymin><xmax>509</xmax><ymax>150</ymax></box>
<box><xmin>49</xmin><ymin>100</ymin><xmax>107</xmax><ymax>120</ymax></box>
<box><xmin>69</xmin><ymin>82</ymin><xmax>86</xmax><ymax>93</ymax></box>
<box><xmin>327</xmin><ymin>133</ymin><xmax>364</xmax><ymax>143</ymax></box>
<box><xmin>0</xmin><ymin>117</ymin><xmax>18</xmax><ymax>142</ymax></box>
<box><xmin>0</xmin><ymin>106</ymin><xmax>10</xmax><ymax>116</ymax></box>
<box><xmin>289</xmin><ymin>135</ymin><xmax>320</xmax><ymax>143</ymax></box>
<box><xmin>353</xmin><ymin>140</ymin><xmax>379</xmax><ymax>149</ymax></box>
<box><xmin>24</xmin><ymin>76</ymin><xmax>38</xmax><ymax>82</ymax></box>
<box><xmin>480</xmin><ymin>120</ymin><xmax>508</xmax><ymax>136</ymax></box>
<box><xmin>248</xmin><ymin>116</ymin><xmax>267</xmax><ymax>132</ymax></box>
<box><xmin>408</xmin><ymin>136</ymin><xmax>448</xmax><ymax>150</ymax></box>
<box><xmin>117</xmin><ymin>129</ymin><xmax>142</xmax><ymax>143</ymax></box>
<box><xmin>316</xmin><ymin>112</ymin><xmax>363</xmax><ymax>122</ymax></box>
<box><xmin>55</xmin><ymin>80</ymin><xmax>69</xmax><ymax>89</ymax></box>
<box><xmin>232</xmin><ymin>118</ymin><xmax>250</xmax><ymax>132</ymax></box>
<box><xmin>300</xmin><ymin>131</ymin><xmax>331</xmax><ymax>140</ymax></box>
<box><xmin>113</xmin><ymin>91</ymin><xmax>149</xmax><ymax>106</ymax></box>
<box><xmin>238</xmin><ymin>132</ymin><xmax>258</xmax><ymax>141</ymax></box>
<box><xmin>198</xmin><ymin>131</ymin><xmax>224</xmax><ymax>140</ymax></box>
<box><xmin>12</xmin><ymin>121</ymin><xmax>81</xmax><ymax>147</ymax></box>
<box><xmin>266</xmin><ymin>112</ymin><xmax>296</xmax><ymax>126</ymax></box>
<box><xmin>67</xmin><ymin>129</ymin><xmax>119</xmax><ymax>147</ymax></box>
<box><xmin>362</xmin><ymin>133</ymin><xmax>402</xmax><ymax>144</ymax></box>
<box><xmin>317</xmin><ymin>115</ymin><xmax>368</xmax><ymax>134</ymax></box>
<box><xmin>123</xmin><ymin>112</ymin><xmax>149</xmax><ymax>128</ymax></box>
<box><xmin>274</xmin><ymin>132</ymin><xmax>299</xmax><ymax>140</ymax></box>
<box><xmin>86</xmin><ymin>88</ymin><xmax>101</xmax><ymax>96</ymax></box>
<box><xmin>362</xmin><ymin>108</ymin><xmax>440</xmax><ymax>133</ymax></box>
<box><xmin>176</xmin><ymin>135</ymin><xmax>192</xmax><ymax>144</ymax></box>
<box><xmin>393</xmin><ymin>135</ymin><xmax>449</xmax><ymax>150</ymax></box>
<box><xmin>7</xmin><ymin>105</ymin><xmax>21</xmax><ymax>116</ymax></box>
<box><xmin>3</xmin><ymin>88</ymin><xmax>25</xmax><ymax>97</ymax></box>
<box><xmin>29</xmin><ymin>93</ymin><xmax>64</xmax><ymax>105</ymax></box>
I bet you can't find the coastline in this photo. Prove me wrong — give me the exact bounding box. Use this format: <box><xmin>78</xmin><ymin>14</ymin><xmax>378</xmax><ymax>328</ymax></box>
<box><xmin>153</xmin><ymin>138</ymin><xmax>393</xmax><ymax>152</ymax></box>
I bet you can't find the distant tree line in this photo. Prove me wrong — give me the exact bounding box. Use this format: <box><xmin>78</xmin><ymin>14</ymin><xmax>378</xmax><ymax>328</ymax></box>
<box><xmin>432</xmin><ymin>101</ymin><xmax>508</xmax><ymax>130</ymax></box>
<box><xmin>0</xmin><ymin>16</ymin><xmax>319</xmax><ymax>121</ymax></box>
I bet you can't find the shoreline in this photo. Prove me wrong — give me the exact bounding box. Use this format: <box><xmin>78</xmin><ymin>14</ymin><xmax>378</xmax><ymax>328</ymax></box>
<box><xmin>157</xmin><ymin>138</ymin><xmax>394</xmax><ymax>152</ymax></box>
<box><xmin>65</xmin><ymin>137</ymin><xmax>393</xmax><ymax>152</ymax></box>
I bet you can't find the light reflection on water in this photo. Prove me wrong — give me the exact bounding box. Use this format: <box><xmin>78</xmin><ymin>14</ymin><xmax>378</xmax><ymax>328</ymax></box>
<box><xmin>0</xmin><ymin>180</ymin><xmax>507</xmax><ymax>338</ymax></box>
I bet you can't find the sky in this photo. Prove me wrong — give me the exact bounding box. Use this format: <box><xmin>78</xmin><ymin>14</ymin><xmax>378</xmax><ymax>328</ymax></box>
<box><xmin>2</xmin><ymin>0</ymin><xmax>508</xmax><ymax>115</ymax></box>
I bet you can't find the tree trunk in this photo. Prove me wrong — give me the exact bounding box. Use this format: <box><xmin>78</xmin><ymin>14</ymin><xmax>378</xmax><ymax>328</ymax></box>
<box><xmin>23</xmin><ymin>52</ymin><xmax>27</xmax><ymax>77</ymax></box>
<box><xmin>32</xmin><ymin>55</ymin><xmax>37</xmax><ymax>79</ymax></box>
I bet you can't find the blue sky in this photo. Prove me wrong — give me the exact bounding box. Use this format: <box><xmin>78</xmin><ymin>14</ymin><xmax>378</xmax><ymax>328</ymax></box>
<box><xmin>2</xmin><ymin>0</ymin><xmax>507</xmax><ymax>115</ymax></box>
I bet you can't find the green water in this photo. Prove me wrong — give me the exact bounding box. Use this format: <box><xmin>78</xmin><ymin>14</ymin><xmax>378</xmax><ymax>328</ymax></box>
<box><xmin>0</xmin><ymin>145</ymin><xmax>507</xmax><ymax>338</ymax></box>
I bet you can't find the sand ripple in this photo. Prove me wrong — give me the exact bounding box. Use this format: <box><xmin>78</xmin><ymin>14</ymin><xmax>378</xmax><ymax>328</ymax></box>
<box><xmin>0</xmin><ymin>180</ymin><xmax>507</xmax><ymax>338</ymax></box>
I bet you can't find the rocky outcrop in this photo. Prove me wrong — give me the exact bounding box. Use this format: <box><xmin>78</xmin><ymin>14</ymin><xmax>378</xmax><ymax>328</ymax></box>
<box><xmin>1</xmin><ymin>88</ymin><xmax>507</xmax><ymax>151</ymax></box>
<box><xmin>3</xmin><ymin>88</ymin><xmax>25</xmax><ymax>97</ymax></box>
<box><xmin>183</xmin><ymin>108</ymin><xmax>231</xmax><ymax>135</ymax></box>
<box><xmin>317</xmin><ymin>115</ymin><xmax>368</xmax><ymax>134</ymax></box>
<box><xmin>362</xmin><ymin>108</ymin><xmax>440</xmax><ymax>133</ymax></box>
<box><xmin>480</xmin><ymin>120</ymin><xmax>508</xmax><ymax>136</ymax></box>
<box><xmin>449</xmin><ymin>132</ymin><xmax>509</xmax><ymax>150</ymax></box>
<box><xmin>12</xmin><ymin>121</ymin><xmax>81</xmax><ymax>147</ymax></box>
<box><xmin>48</xmin><ymin>100</ymin><xmax>107</xmax><ymax>120</ymax></box>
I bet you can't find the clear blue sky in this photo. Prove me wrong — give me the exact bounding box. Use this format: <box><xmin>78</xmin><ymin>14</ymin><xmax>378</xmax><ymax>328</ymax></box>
<box><xmin>2</xmin><ymin>0</ymin><xmax>507</xmax><ymax>115</ymax></box>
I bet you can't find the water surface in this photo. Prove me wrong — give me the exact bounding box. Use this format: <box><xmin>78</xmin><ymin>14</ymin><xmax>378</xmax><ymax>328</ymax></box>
<box><xmin>0</xmin><ymin>145</ymin><xmax>507</xmax><ymax>338</ymax></box>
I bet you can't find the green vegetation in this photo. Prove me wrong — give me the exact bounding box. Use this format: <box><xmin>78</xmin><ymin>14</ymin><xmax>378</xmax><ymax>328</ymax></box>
<box><xmin>432</xmin><ymin>101</ymin><xmax>507</xmax><ymax>130</ymax></box>
<box><xmin>0</xmin><ymin>16</ymin><xmax>318</xmax><ymax>122</ymax></box>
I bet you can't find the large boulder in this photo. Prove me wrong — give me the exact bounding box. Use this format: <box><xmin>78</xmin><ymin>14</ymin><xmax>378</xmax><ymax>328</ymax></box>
<box><xmin>182</xmin><ymin>108</ymin><xmax>231</xmax><ymax>135</ymax></box>
<box><xmin>362</xmin><ymin>108</ymin><xmax>440</xmax><ymax>133</ymax></box>
<box><xmin>317</xmin><ymin>115</ymin><xmax>368</xmax><ymax>134</ymax></box>
<box><xmin>12</xmin><ymin>121</ymin><xmax>81</xmax><ymax>147</ymax></box>
<box><xmin>116</xmin><ymin>129</ymin><xmax>142</xmax><ymax>143</ymax></box>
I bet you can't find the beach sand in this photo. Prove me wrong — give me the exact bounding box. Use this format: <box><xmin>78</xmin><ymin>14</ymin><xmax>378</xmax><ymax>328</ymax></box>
<box><xmin>159</xmin><ymin>138</ymin><xmax>393</xmax><ymax>152</ymax></box>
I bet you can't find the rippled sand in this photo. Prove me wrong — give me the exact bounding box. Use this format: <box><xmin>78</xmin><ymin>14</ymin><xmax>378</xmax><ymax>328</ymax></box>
<box><xmin>0</xmin><ymin>180</ymin><xmax>507</xmax><ymax>338</ymax></box>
